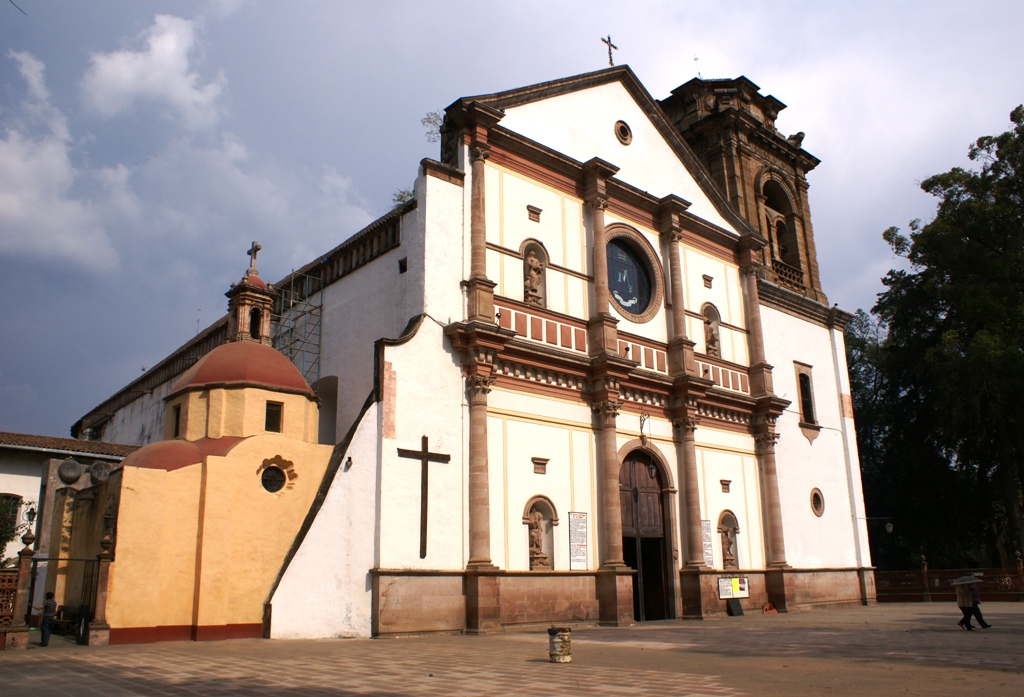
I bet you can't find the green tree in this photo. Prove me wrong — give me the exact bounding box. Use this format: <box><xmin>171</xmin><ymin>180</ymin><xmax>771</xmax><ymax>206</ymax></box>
<box><xmin>856</xmin><ymin>106</ymin><xmax>1024</xmax><ymax>568</ymax></box>
<box><xmin>1</xmin><ymin>495</ymin><xmax>31</xmax><ymax>567</ymax></box>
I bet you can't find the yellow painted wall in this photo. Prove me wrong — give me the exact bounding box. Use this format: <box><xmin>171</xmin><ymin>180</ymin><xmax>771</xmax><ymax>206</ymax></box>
<box><xmin>106</xmin><ymin>465</ymin><xmax>202</xmax><ymax>629</ymax></box>
<box><xmin>176</xmin><ymin>388</ymin><xmax>318</xmax><ymax>443</ymax></box>
<box><xmin>104</xmin><ymin>435</ymin><xmax>332</xmax><ymax>631</ymax></box>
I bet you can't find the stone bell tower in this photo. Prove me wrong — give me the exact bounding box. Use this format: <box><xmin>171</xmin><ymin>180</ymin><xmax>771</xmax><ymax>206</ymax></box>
<box><xmin>225</xmin><ymin>240</ymin><xmax>274</xmax><ymax>345</ymax></box>
<box><xmin>660</xmin><ymin>77</ymin><xmax>827</xmax><ymax>305</ymax></box>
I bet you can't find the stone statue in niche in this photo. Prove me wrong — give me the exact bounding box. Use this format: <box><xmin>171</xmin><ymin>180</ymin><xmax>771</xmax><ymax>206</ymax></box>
<box><xmin>704</xmin><ymin>317</ymin><xmax>720</xmax><ymax>357</ymax></box>
<box><xmin>524</xmin><ymin>249</ymin><xmax>545</xmax><ymax>308</ymax></box>
<box><xmin>527</xmin><ymin>508</ymin><xmax>551</xmax><ymax>569</ymax></box>
<box><xmin>718</xmin><ymin>520</ymin><xmax>739</xmax><ymax>570</ymax></box>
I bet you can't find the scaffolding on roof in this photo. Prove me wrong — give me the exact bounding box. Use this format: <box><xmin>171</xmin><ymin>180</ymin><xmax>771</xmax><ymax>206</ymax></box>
<box><xmin>271</xmin><ymin>269</ymin><xmax>322</xmax><ymax>387</ymax></box>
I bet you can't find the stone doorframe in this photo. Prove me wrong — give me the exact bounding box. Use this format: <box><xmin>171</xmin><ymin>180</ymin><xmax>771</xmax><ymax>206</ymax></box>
<box><xmin>615</xmin><ymin>438</ymin><xmax>681</xmax><ymax>619</ymax></box>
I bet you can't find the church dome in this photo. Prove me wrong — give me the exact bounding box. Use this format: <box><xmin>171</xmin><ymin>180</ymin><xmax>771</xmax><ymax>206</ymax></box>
<box><xmin>167</xmin><ymin>342</ymin><xmax>314</xmax><ymax>399</ymax></box>
<box><xmin>122</xmin><ymin>437</ymin><xmax>244</xmax><ymax>472</ymax></box>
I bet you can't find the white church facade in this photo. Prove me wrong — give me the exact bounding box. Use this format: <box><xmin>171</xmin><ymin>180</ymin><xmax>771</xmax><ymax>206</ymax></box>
<box><xmin>70</xmin><ymin>67</ymin><xmax>873</xmax><ymax>640</ymax></box>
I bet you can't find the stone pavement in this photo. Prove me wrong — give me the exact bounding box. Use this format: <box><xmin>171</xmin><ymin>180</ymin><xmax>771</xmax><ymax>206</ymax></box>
<box><xmin>1</xmin><ymin>603</ymin><xmax>1022</xmax><ymax>696</ymax></box>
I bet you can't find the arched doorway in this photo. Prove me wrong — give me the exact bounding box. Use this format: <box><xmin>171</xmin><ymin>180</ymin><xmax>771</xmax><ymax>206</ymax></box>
<box><xmin>620</xmin><ymin>450</ymin><xmax>670</xmax><ymax>621</ymax></box>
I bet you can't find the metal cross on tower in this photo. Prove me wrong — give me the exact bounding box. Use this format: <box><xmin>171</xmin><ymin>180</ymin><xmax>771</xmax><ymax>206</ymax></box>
<box><xmin>602</xmin><ymin>35</ymin><xmax>618</xmax><ymax>67</ymax></box>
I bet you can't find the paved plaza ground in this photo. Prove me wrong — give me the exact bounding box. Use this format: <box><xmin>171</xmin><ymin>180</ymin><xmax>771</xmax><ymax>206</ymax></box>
<box><xmin>2</xmin><ymin>602</ymin><xmax>1022</xmax><ymax>696</ymax></box>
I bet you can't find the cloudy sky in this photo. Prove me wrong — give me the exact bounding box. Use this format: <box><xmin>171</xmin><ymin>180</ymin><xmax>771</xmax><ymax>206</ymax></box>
<box><xmin>2</xmin><ymin>0</ymin><xmax>1022</xmax><ymax>438</ymax></box>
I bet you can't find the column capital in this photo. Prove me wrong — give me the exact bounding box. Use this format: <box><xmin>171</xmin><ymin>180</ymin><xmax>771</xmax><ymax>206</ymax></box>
<box><xmin>585</xmin><ymin>195</ymin><xmax>609</xmax><ymax>211</ymax></box>
<box><xmin>467</xmin><ymin>373</ymin><xmax>496</xmax><ymax>404</ymax></box>
<box><xmin>754</xmin><ymin>430</ymin><xmax>780</xmax><ymax>450</ymax></box>
<box><xmin>470</xmin><ymin>141</ymin><xmax>491</xmax><ymax>163</ymax></box>
<box><xmin>591</xmin><ymin>398</ymin><xmax>622</xmax><ymax>417</ymax></box>
<box><xmin>672</xmin><ymin>414</ymin><xmax>701</xmax><ymax>436</ymax></box>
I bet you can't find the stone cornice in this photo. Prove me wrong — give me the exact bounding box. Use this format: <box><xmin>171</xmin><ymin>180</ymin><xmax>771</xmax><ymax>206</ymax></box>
<box><xmin>758</xmin><ymin>279</ymin><xmax>845</xmax><ymax>328</ymax></box>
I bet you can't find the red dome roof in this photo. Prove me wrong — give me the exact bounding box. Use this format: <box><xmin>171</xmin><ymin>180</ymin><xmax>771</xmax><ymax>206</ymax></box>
<box><xmin>237</xmin><ymin>272</ymin><xmax>267</xmax><ymax>289</ymax></box>
<box><xmin>168</xmin><ymin>342</ymin><xmax>314</xmax><ymax>399</ymax></box>
<box><xmin>122</xmin><ymin>437</ymin><xmax>243</xmax><ymax>472</ymax></box>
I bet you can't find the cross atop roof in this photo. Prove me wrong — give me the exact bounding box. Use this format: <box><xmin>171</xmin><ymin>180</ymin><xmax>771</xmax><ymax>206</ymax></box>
<box><xmin>247</xmin><ymin>241</ymin><xmax>262</xmax><ymax>273</ymax></box>
<box><xmin>602</xmin><ymin>35</ymin><xmax>618</xmax><ymax>67</ymax></box>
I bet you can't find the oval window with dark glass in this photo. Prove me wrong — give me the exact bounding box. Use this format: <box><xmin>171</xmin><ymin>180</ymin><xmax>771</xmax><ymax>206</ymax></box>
<box><xmin>607</xmin><ymin>239</ymin><xmax>652</xmax><ymax>315</ymax></box>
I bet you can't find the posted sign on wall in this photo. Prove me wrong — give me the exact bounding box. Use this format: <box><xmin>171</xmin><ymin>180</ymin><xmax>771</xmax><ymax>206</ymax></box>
<box><xmin>700</xmin><ymin>520</ymin><xmax>714</xmax><ymax>567</ymax></box>
<box><xmin>569</xmin><ymin>511</ymin><xmax>587</xmax><ymax>570</ymax></box>
<box><xmin>717</xmin><ymin>577</ymin><xmax>750</xmax><ymax>599</ymax></box>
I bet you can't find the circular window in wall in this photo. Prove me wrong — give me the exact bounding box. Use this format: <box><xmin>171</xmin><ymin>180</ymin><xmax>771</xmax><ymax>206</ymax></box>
<box><xmin>810</xmin><ymin>488</ymin><xmax>825</xmax><ymax>517</ymax></box>
<box><xmin>261</xmin><ymin>466</ymin><xmax>286</xmax><ymax>493</ymax></box>
<box><xmin>607</xmin><ymin>239</ymin><xmax>651</xmax><ymax>315</ymax></box>
<box><xmin>605</xmin><ymin>226</ymin><xmax>663</xmax><ymax>323</ymax></box>
<box><xmin>614</xmin><ymin>120</ymin><xmax>633</xmax><ymax>145</ymax></box>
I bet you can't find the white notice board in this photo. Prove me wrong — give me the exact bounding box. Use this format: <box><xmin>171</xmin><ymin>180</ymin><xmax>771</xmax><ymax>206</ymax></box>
<box><xmin>701</xmin><ymin>520</ymin><xmax>714</xmax><ymax>567</ymax></box>
<box><xmin>569</xmin><ymin>511</ymin><xmax>587</xmax><ymax>570</ymax></box>
<box><xmin>717</xmin><ymin>577</ymin><xmax>750</xmax><ymax>599</ymax></box>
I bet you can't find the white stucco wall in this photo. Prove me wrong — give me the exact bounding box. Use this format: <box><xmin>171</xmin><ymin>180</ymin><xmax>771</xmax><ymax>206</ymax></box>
<box><xmin>498</xmin><ymin>81</ymin><xmax>736</xmax><ymax>233</ymax></box>
<box><xmin>487</xmin><ymin>392</ymin><xmax>597</xmax><ymax>571</ymax></box>
<box><xmin>376</xmin><ymin>319</ymin><xmax>467</xmax><ymax>571</ymax></box>
<box><xmin>269</xmin><ymin>403</ymin><xmax>380</xmax><ymax>639</ymax></box>
<box><xmin>761</xmin><ymin>304</ymin><xmax>871</xmax><ymax>569</ymax></box>
<box><xmin>0</xmin><ymin>451</ymin><xmax>42</xmax><ymax>561</ymax></box>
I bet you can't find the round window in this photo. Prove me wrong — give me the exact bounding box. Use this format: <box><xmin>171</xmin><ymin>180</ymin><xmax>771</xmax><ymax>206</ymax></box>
<box><xmin>810</xmin><ymin>488</ymin><xmax>825</xmax><ymax>517</ymax></box>
<box><xmin>614</xmin><ymin>120</ymin><xmax>632</xmax><ymax>145</ymax></box>
<box><xmin>261</xmin><ymin>466</ymin><xmax>286</xmax><ymax>493</ymax></box>
<box><xmin>607</xmin><ymin>239</ymin><xmax>652</xmax><ymax>316</ymax></box>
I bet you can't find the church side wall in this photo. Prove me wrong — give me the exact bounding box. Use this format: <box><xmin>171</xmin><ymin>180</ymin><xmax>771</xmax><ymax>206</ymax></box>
<box><xmin>270</xmin><ymin>405</ymin><xmax>380</xmax><ymax>639</ymax></box>
<box><xmin>760</xmin><ymin>304</ymin><xmax>868</xmax><ymax>570</ymax></box>
<box><xmin>93</xmin><ymin>382</ymin><xmax>172</xmax><ymax>447</ymax></box>
<box><xmin>376</xmin><ymin>320</ymin><xmax>466</xmax><ymax>571</ymax></box>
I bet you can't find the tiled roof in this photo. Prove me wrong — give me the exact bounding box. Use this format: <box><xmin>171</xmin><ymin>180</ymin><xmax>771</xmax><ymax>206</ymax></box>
<box><xmin>0</xmin><ymin>432</ymin><xmax>138</xmax><ymax>458</ymax></box>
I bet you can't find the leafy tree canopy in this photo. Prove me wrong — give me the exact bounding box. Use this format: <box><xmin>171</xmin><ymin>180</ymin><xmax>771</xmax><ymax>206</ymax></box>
<box><xmin>849</xmin><ymin>106</ymin><xmax>1024</xmax><ymax>569</ymax></box>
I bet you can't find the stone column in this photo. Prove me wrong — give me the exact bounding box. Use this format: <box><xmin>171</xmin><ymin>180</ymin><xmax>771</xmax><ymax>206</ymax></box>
<box><xmin>590</xmin><ymin>195</ymin><xmax>611</xmax><ymax>315</ymax></box>
<box><xmin>674</xmin><ymin>416</ymin><xmax>706</xmax><ymax>567</ymax></box>
<box><xmin>594</xmin><ymin>399</ymin><xmax>625</xmax><ymax>568</ymax></box>
<box><xmin>87</xmin><ymin>534</ymin><xmax>113</xmax><ymax>645</ymax></box>
<box><xmin>756</xmin><ymin>432</ymin><xmax>788</xmax><ymax>567</ymax></box>
<box><xmin>466</xmin><ymin>372</ymin><xmax>496</xmax><ymax>569</ymax></box>
<box><xmin>4</xmin><ymin>529</ymin><xmax>36</xmax><ymax>649</ymax></box>
<box><xmin>583</xmin><ymin>158</ymin><xmax>620</xmax><ymax>357</ymax></box>
<box><xmin>741</xmin><ymin>264</ymin><xmax>773</xmax><ymax>395</ymax></box>
<box><xmin>659</xmin><ymin>195</ymin><xmax>695</xmax><ymax>376</ymax></box>
<box><xmin>593</xmin><ymin>398</ymin><xmax>634</xmax><ymax>626</ymax></box>
<box><xmin>467</xmin><ymin>142</ymin><xmax>496</xmax><ymax>323</ymax></box>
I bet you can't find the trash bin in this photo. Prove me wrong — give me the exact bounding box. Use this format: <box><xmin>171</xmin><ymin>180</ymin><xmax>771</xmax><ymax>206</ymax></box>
<box><xmin>547</xmin><ymin>626</ymin><xmax>572</xmax><ymax>663</ymax></box>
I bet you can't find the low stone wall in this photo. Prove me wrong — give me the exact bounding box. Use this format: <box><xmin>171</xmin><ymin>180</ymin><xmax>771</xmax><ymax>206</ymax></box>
<box><xmin>372</xmin><ymin>570</ymin><xmax>466</xmax><ymax>635</ymax></box>
<box><xmin>876</xmin><ymin>565</ymin><xmax>1024</xmax><ymax>603</ymax></box>
<box><xmin>682</xmin><ymin>567</ymin><xmax>874</xmax><ymax>617</ymax></box>
<box><xmin>496</xmin><ymin>572</ymin><xmax>599</xmax><ymax>627</ymax></box>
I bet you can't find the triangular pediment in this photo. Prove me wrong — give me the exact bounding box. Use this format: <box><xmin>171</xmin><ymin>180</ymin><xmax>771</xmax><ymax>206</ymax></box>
<box><xmin>451</xmin><ymin>67</ymin><xmax>756</xmax><ymax>238</ymax></box>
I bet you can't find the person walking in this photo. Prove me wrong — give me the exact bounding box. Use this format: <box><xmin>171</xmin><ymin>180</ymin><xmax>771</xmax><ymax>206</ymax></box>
<box><xmin>31</xmin><ymin>592</ymin><xmax>57</xmax><ymax>646</ymax></box>
<box><xmin>955</xmin><ymin>582</ymin><xmax>974</xmax><ymax>629</ymax></box>
<box><xmin>969</xmin><ymin>581</ymin><xmax>991</xmax><ymax>629</ymax></box>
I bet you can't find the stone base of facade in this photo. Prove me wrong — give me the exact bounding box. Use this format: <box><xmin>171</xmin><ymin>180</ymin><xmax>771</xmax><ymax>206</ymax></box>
<box><xmin>108</xmin><ymin>623</ymin><xmax>263</xmax><ymax>644</ymax></box>
<box><xmin>372</xmin><ymin>569</ymin><xmax>604</xmax><ymax>635</ymax></box>
<box><xmin>681</xmin><ymin>567</ymin><xmax>876</xmax><ymax>618</ymax></box>
<box><xmin>86</xmin><ymin>621</ymin><xmax>110</xmax><ymax>646</ymax></box>
<box><xmin>2</xmin><ymin>626</ymin><xmax>29</xmax><ymax>650</ymax></box>
<box><xmin>372</xmin><ymin>567</ymin><xmax>873</xmax><ymax>634</ymax></box>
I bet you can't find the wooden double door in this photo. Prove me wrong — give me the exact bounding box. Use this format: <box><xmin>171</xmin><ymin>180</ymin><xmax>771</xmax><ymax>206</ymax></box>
<box><xmin>619</xmin><ymin>450</ymin><xmax>670</xmax><ymax>621</ymax></box>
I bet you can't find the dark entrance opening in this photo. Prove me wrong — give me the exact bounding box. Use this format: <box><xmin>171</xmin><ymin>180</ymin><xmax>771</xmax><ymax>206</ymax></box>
<box><xmin>620</xmin><ymin>450</ymin><xmax>669</xmax><ymax>621</ymax></box>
